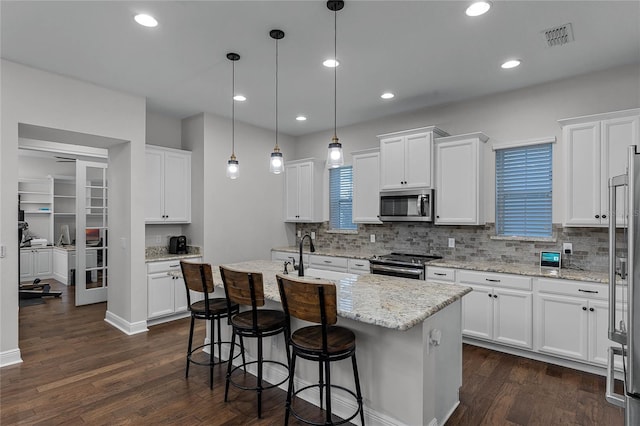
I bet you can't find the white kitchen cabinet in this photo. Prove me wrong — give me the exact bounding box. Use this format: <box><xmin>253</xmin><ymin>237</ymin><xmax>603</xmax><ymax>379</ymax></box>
<box><xmin>535</xmin><ymin>278</ymin><xmax>621</xmax><ymax>367</ymax></box>
<box><xmin>458</xmin><ymin>270</ymin><xmax>533</xmax><ymax>349</ymax></box>
<box><xmin>352</xmin><ymin>149</ymin><xmax>381</xmax><ymax>223</ymax></box>
<box><xmin>309</xmin><ymin>254</ymin><xmax>349</xmax><ymax>273</ymax></box>
<box><xmin>145</xmin><ymin>145</ymin><xmax>192</xmax><ymax>224</ymax></box>
<box><xmin>284</xmin><ymin>159</ymin><xmax>324</xmax><ymax>222</ymax></box>
<box><xmin>426</xmin><ymin>266</ymin><xmax>456</xmax><ymax>283</ymax></box>
<box><xmin>52</xmin><ymin>247</ymin><xmax>98</xmax><ymax>285</ymax></box>
<box><xmin>347</xmin><ymin>259</ymin><xmax>370</xmax><ymax>275</ymax></box>
<box><xmin>271</xmin><ymin>250</ymin><xmax>368</xmax><ymax>275</ymax></box>
<box><xmin>561</xmin><ymin>109</ymin><xmax>640</xmax><ymax>226</ymax></box>
<box><xmin>378</xmin><ymin>127</ymin><xmax>447</xmax><ymax>191</ymax></box>
<box><xmin>20</xmin><ymin>247</ymin><xmax>53</xmax><ymax>282</ymax></box>
<box><xmin>435</xmin><ymin>132</ymin><xmax>488</xmax><ymax>225</ymax></box>
<box><xmin>147</xmin><ymin>257</ymin><xmax>201</xmax><ymax>321</ymax></box>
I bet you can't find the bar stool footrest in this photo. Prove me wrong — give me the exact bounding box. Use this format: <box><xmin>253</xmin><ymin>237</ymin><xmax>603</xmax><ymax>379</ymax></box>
<box><xmin>290</xmin><ymin>383</ymin><xmax>363</xmax><ymax>426</ymax></box>
<box><xmin>187</xmin><ymin>341</ymin><xmax>242</xmax><ymax>367</ymax></box>
<box><xmin>228</xmin><ymin>359</ymin><xmax>290</xmax><ymax>391</ymax></box>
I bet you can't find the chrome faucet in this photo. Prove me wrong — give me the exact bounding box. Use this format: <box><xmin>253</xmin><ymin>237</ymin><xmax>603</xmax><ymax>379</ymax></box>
<box><xmin>298</xmin><ymin>234</ymin><xmax>316</xmax><ymax>277</ymax></box>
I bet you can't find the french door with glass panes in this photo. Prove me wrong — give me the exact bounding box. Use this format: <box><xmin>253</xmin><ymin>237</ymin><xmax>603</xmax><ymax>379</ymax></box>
<box><xmin>75</xmin><ymin>160</ymin><xmax>108</xmax><ymax>306</ymax></box>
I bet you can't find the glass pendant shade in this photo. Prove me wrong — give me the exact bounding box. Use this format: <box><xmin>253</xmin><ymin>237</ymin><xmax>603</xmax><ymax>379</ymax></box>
<box><xmin>226</xmin><ymin>156</ymin><xmax>239</xmax><ymax>179</ymax></box>
<box><xmin>270</xmin><ymin>150</ymin><xmax>284</xmax><ymax>174</ymax></box>
<box><xmin>326</xmin><ymin>138</ymin><xmax>344</xmax><ymax>168</ymax></box>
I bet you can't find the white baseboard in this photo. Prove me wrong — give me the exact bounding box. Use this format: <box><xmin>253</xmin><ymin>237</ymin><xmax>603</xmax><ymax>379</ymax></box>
<box><xmin>104</xmin><ymin>310</ymin><xmax>148</xmax><ymax>335</ymax></box>
<box><xmin>147</xmin><ymin>311</ymin><xmax>190</xmax><ymax>327</ymax></box>
<box><xmin>0</xmin><ymin>348</ymin><xmax>23</xmax><ymax>368</ymax></box>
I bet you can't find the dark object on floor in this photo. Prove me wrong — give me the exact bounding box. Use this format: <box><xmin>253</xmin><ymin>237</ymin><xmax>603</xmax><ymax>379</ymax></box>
<box><xmin>19</xmin><ymin>278</ymin><xmax>62</xmax><ymax>300</ymax></box>
<box><xmin>19</xmin><ymin>298</ymin><xmax>46</xmax><ymax>307</ymax></box>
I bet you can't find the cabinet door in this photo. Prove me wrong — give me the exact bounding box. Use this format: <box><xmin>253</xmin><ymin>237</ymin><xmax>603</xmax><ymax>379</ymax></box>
<box><xmin>20</xmin><ymin>250</ymin><xmax>32</xmax><ymax>281</ymax></box>
<box><xmin>352</xmin><ymin>151</ymin><xmax>381</xmax><ymax>223</ymax></box>
<box><xmin>148</xmin><ymin>273</ymin><xmax>175</xmax><ymax>319</ymax></box>
<box><xmin>589</xmin><ymin>300</ymin><xmax>624</xmax><ymax>368</ymax></box>
<box><xmin>33</xmin><ymin>249</ymin><xmax>53</xmax><ymax>277</ymax></box>
<box><xmin>145</xmin><ymin>148</ymin><xmax>165</xmax><ymax>222</ymax></box>
<box><xmin>601</xmin><ymin>115</ymin><xmax>640</xmax><ymax>224</ymax></box>
<box><xmin>536</xmin><ymin>293</ymin><xmax>588</xmax><ymax>361</ymax></box>
<box><xmin>493</xmin><ymin>288</ymin><xmax>533</xmax><ymax>349</ymax></box>
<box><xmin>404</xmin><ymin>132</ymin><xmax>432</xmax><ymax>188</ymax></box>
<box><xmin>564</xmin><ymin>122</ymin><xmax>602</xmax><ymax>226</ymax></box>
<box><xmin>174</xmin><ymin>277</ymin><xmax>189</xmax><ymax>313</ymax></box>
<box><xmin>284</xmin><ymin>164</ymin><xmax>300</xmax><ymax>221</ymax></box>
<box><xmin>296</xmin><ymin>163</ymin><xmax>314</xmax><ymax>221</ymax></box>
<box><xmin>380</xmin><ymin>136</ymin><xmax>406</xmax><ymax>190</ymax></box>
<box><xmin>435</xmin><ymin>138</ymin><xmax>480</xmax><ymax>224</ymax></box>
<box><xmin>163</xmin><ymin>151</ymin><xmax>191</xmax><ymax>223</ymax></box>
<box><xmin>462</xmin><ymin>284</ymin><xmax>493</xmax><ymax>340</ymax></box>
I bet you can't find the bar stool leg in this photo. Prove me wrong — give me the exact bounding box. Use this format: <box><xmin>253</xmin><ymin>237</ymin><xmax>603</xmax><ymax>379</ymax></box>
<box><xmin>257</xmin><ymin>335</ymin><xmax>264</xmax><ymax>418</ymax></box>
<box><xmin>325</xmin><ymin>358</ymin><xmax>332</xmax><ymax>425</ymax></box>
<box><xmin>209</xmin><ymin>317</ymin><xmax>215</xmax><ymax>389</ymax></box>
<box><xmin>225</xmin><ymin>330</ymin><xmax>237</xmax><ymax>402</ymax></box>
<box><xmin>352</xmin><ymin>353</ymin><xmax>365</xmax><ymax>426</ymax></box>
<box><xmin>217</xmin><ymin>313</ymin><xmax>223</xmax><ymax>362</ymax></box>
<box><xmin>318</xmin><ymin>360</ymin><xmax>324</xmax><ymax>409</ymax></box>
<box><xmin>240</xmin><ymin>335</ymin><xmax>247</xmax><ymax>373</ymax></box>
<box><xmin>284</xmin><ymin>352</ymin><xmax>297</xmax><ymax>426</ymax></box>
<box><xmin>186</xmin><ymin>316</ymin><xmax>195</xmax><ymax>378</ymax></box>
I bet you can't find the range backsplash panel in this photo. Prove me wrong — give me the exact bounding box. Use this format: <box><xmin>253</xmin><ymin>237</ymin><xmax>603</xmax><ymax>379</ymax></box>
<box><xmin>295</xmin><ymin>222</ymin><xmax>622</xmax><ymax>273</ymax></box>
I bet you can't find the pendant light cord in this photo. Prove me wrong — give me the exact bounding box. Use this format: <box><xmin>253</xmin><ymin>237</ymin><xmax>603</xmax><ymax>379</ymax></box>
<box><xmin>333</xmin><ymin>7</ymin><xmax>337</xmax><ymax>140</ymax></box>
<box><xmin>275</xmin><ymin>36</ymin><xmax>279</xmax><ymax>150</ymax></box>
<box><xmin>232</xmin><ymin>59</ymin><xmax>236</xmax><ymax>157</ymax></box>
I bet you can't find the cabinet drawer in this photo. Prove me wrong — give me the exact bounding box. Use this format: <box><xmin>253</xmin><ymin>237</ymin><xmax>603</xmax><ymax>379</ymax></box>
<box><xmin>536</xmin><ymin>278</ymin><xmax>609</xmax><ymax>300</ymax></box>
<box><xmin>147</xmin><ymin>258</ymin><xmax>201</xmax><ymax>274</ymax></box>
<box><xmin>458</xmin><ymin>270</ymin><xmax>531</xmax><ymax>291</ymax></box>
<box><xmin>426</xmin><ymin>267</ymin><xmax>455</xmax><ymax>282</ymax></box>
<box><xmin>272</xmin><ymin>251</ymin><xmax>309</xmax><ymax>265</ymax></box>
<box><xmin>348</xmin><ymin>259</ymin><xmax>370</xmax><ymax>273</ymax></box>
<box><xmin>310</xmin><ymin>255</ymin><xmax>349</xmax><ymax>269</ymax></box>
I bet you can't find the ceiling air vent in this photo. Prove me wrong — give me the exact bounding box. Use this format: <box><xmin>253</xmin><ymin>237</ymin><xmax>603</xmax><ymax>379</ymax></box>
<box><xmin>542</xmin><ymin>23</ymin><xmax>574</xmax><ymax>47</ymax></box>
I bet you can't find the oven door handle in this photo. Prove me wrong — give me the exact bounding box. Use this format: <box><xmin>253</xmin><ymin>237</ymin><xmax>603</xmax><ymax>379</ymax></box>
<box><xmin>370</xmin><ymin>264</ymin><xmax>424</xmax><ymax>276</ymax></box>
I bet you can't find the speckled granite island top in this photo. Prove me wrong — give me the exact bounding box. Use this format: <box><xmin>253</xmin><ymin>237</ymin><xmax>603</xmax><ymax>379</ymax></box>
<box><xmin>211</xmin><ymin>260</ymin><xmax>471</xmax><ymax>331</ymax></box>
<box><xmin>272</xmin><ymin>246</ymin><xmax>383</xmax><ymax>260</ymax></box>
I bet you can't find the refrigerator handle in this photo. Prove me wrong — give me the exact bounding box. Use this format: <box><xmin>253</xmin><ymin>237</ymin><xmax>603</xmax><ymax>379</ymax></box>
<box><xmin>606</xmin><ymin>346</ymin><xmax>626</xmax><ymax>408</ymax></box>
<box><xmin>609</xmin><ymin>174</ymin><xmax>628</xmax><ymax>344</ymax></box>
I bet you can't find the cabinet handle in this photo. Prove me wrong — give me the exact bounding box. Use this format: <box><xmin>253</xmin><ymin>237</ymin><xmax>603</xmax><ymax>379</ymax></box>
<box><xmin>595</xmin><ymin>214</ymin><xmax>600</xmax><ymax>219</ymax></box>
<box><xmin>590</xmin><ymin>307</ymin><xmax>595</xmax><ymax>312</ymax></box>
<box><xmin>486</xmin><ymin>278</ymin><xmax>501</xmax><ymax>283</ymax></box>
<box><xmin>434</xmin><ymin>272</ymin><xmax>446</xmax><ymax>276</ymax></box>
<box><xmin>578</xmin><ymin>289</ymin><xmax>598</xmax><ymax>294</ymax></box>
<box><xmin>323</xmin><ymin>260</ymin><xmax>332</xmax><ymax>264</ymax></box>
<box><xmin>487</xmin><ymin>294</ymin><xmax>492</xmax><ymax>298</ymax></box>
<box><xmin>169</xmin><ymin>264</ymin><xmax>180</xmax><ymax>268</ymax></box>
<box><xmin>582</xmin><ymin>306</ymin><xmax>588</xmax><ymax>311</ymax></box>
<box><xmin>602</xmin><ymin>214</ymin><xmax>607</xmax><ymax>219</ymax></box>
<box><xmin>493</xmin><ymin>294</ymin><xmax>498</xmax><ymax>298</ymax></box>
<box><xmin>355</xmin><ymin>263</ymin><xmax>364</xmax><ymax>267</ymax></box>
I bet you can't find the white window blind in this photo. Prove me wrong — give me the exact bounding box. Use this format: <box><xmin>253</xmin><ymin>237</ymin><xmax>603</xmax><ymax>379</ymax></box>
<box><xmin>496</xmin><ymin>143</ymin><xmax>552</xmax><ymax>237</ymax></box>
<box><xmin>329</xmin><ymin>166</ymin><xmax>356</xmax><ymax>230</ymax></box>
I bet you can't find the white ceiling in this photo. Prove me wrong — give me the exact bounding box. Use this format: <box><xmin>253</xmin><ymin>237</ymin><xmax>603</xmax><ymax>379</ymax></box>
<box><xmin>2</xmin><ymin>1</ymin><xmax>639</xmax><ymax>137</ymax></box>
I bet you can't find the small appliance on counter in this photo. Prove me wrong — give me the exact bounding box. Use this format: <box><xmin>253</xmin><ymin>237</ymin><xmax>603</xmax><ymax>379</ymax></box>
<box><xmin>168</xmin><ymin>236</ymin><xmax>187</xmax><ymax>254</ymax></box>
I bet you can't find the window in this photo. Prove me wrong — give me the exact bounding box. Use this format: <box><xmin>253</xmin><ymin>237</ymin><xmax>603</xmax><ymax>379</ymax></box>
<box><xmin>496</xmin><ymin>143</ymin><xmax>552</xmax><ymax>237</ymax></box>
<box><xmin>329</xmin><ymin>166</ymin><xmax>356</xmax><ymax>230</ymax></box>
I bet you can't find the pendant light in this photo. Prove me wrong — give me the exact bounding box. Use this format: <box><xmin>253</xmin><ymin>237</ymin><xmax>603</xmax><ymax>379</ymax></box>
<box><xmin>326</xmin><ymin>0</ymin><xmax>345</xmax><ymax>169</ymax></box>
<box><xmin>269</xmin><ymin>29</ymin><xmax>285</xmax><ymax>174</ymax></box>
<box><xmin>226</xmin><ymin>52</ymin><xmax>240</xmax><ymax>179</ymax></box>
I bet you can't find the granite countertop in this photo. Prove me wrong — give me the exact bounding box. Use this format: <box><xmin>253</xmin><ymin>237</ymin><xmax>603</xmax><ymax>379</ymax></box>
<box><xmin>210</xmin><ymin>260</ymin><xmax>471</xmax><ymax>331</ymax></box>
<box><xmin>272</xmin><ymin>246</ymin><xmax>384</xmax><ymax>260</ymax></box>
<box><xmin>428</xmin><ymin>259</ymin><xmax>614</xmax><ymax>284</ymax></box>
<box><xmin>145</xmin><ymin>245</ymin><xmax>202</xmax><ymax>263</ymax></box>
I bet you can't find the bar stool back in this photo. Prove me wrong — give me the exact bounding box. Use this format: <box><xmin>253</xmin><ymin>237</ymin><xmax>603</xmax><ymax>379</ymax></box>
<box><xmin>219</xmin><ymin>265</ymin><xmax>291</xmax><ymax>418</ymax></box>
<box><xmin>277</xmin><ymin>274</ymin><xmax>365</xmax><ymax>426</ymax></box>
<box><xmin>180</xmin><ymin>261</ymin><xmax>240</xmax><ymax>389</ymax></box>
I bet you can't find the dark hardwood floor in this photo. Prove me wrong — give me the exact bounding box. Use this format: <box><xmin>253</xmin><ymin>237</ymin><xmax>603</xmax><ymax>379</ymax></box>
<box><xmin>1</xmin><ymin>280</ymin><xmax>626</xmax><ymax>425</ymax></box>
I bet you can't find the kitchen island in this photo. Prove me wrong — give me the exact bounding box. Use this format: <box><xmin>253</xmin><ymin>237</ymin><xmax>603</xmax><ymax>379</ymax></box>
<box><xmin>209</xmin><ymin>260</ymin><xmax>471</xmax><ymax>426</ymax></box>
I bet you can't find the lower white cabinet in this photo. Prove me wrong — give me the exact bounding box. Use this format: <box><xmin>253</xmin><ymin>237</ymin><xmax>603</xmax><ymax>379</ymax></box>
<box><xmin>52</xmin><ymin>247</ymin><xmax>98</xmax><ymax>285</ymax></box>
<box><xmin>20</xmin><ymin>247</ymin><xmax>53</xmax><ymax>282</ymax></box>
<box><xmin>535</xmin><ymin>278</ymin><xmax>621</xmax><ymax>367</ymax></box>
<box><xmin>309</xmin><ymin>254</ymin><xmax>349</xmax><ymax>272</ymax></box>
<box><xmin>147</xmin><ymin>257</ymin><xmax>201</xmax><ymax>320</ymax></box>
<box><xmin>458</xmin><ymin>270</ymin><xmax>533</xmax><ymax>349</ymax></box>
<box><xmin>271</xmin><ymin>250</ymin><xmax>370</xmax><ymax>275</ymax></box>
<box><xmin>347</xmin><ymin>259</ymin><xmax>370</xmax><ymax>275</ymax></box>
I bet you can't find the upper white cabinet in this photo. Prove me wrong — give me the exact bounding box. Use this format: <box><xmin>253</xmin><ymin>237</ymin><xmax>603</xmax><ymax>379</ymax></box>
<box><xmin>284</xmin><ymin>159</ymin><xmax>324</xmax><ymax>222</ymax></box>
<box><xmin>561</xmin><ymin>109</ymin><xmax>640</xmax><ymax>226</ymax></box>
<box><xmin>352</xmin><ymin>148</ymin><xmax>382</xmax><ymax>224</ymax></box>
<box><xmin>378</xmin><ymin>126</ymin><xmax>447</xmax><ymax>191</ymax></box>
<box><xmin>435</xmin><ymin>132</ymin><xmax>488</xmax><ymax>225</ymax></box>
<box><xmin>145</xmin><ymin>145</ymin><xmax>192</xmax><ymax>224</ymax></box>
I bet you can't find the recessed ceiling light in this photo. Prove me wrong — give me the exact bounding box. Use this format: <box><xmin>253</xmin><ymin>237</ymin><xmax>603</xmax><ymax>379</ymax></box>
<box><xmin>465</xmin><ymin>1</ymin><xmax>491</xmax><ymax>17</ymax></box>
<box><xmin>134</xmin><ymin>14</ymin><xmax>158</xmax><ymax>28</ymax></box>
<box><xmin>381</xmin><ymin>92</ymin><xmax>395</xmax><ymax>100</ymax></box>
<box><xmin>323</xmin><ymin>59</ymin><xmax>339</xmax><ymax>68</ymax></box>
<box><xmin>501</xmin><ymin>59</ymin><xmax>521</xmax><ymax>69</ymax></box>
<box><xmin>296</xmin><ymin>115</ymin><xmax>307</xmax><ymax>121</ymax></box>
<box><xmin>233</xmin><ymin>95</ymin><xmax>246</xmax><ymax>101</ymax></box>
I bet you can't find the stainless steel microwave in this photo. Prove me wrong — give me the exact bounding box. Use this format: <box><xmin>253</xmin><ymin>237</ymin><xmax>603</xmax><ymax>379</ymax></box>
<box><xmin>379</xmin><ymin>189</ymin><xmax>433</xmax><ymax>222</ymax></box>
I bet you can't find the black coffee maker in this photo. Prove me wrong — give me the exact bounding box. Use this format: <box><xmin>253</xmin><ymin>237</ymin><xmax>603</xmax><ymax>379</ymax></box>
<box><xmin>169</xmin><ymin>236</ymin><xmax>187</xmax><ymax>254</ymax></box>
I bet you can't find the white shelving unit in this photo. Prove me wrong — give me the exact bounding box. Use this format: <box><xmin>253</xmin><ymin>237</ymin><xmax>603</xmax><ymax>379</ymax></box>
<box><xmin>18</xmin><ymin>177</ymin><xmax>54</xmax><ymax>244</ymax></box>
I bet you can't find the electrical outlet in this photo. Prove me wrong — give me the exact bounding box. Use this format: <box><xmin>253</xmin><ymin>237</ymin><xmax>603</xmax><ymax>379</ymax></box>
<box><xmin>297</xmin><ymin>230</ymin><xmax>301</xmax><ymax>238</ymax></box>
<box><xmin>563</xmin><ymin>242</ymin><xmax>573</xmax><ymax>254</ymax></box>
<box><xmin>448</xmin><ymin>238</ymin><xmax>455</xmax><ymax>248</ymax></box>
<box><xmin>0</xmin><ymin>244</ymin><xmax>5</xmax><ymax>258</ymax></box>
<box><xmin>370</xmin><ymin>234</ymin><xmax>376</xmax><ymax>243</ymax></box>
<box><xmin>311</xmin><ymin>232</ymin><xmax>316</xmax><ymax>240</ymax></box>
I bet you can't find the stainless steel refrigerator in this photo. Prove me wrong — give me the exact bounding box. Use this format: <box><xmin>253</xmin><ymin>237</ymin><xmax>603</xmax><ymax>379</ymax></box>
<box><xmin>607</xmin><ymin>145</ymin><xmax>640</xmax><ymax>424</ymax></box>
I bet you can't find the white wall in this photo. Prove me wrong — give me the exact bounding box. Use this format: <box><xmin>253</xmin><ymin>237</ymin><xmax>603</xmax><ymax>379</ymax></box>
<box><xmin>184</xmin><ymin>112</ymin><xmax>296</xmax><ymax>264</ymax></box>
<box><xmin>293</xmin><ymin>64</ymin><xmax>640</xmax><ymax>224</ymax></box>
<box><xmin>1</xmin><ymin>60</ymin><xmax>147</xmax><ymax>366</ymax></box>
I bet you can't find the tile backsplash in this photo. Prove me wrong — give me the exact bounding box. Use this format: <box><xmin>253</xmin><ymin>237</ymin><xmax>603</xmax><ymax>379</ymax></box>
<box><xmin>296</xmin><ymin>222</ymin><xmax>623</xmax><ymax>273</ymax></box>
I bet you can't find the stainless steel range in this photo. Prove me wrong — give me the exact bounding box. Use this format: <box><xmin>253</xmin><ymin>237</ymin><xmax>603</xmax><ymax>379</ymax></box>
<box><xmin>369</xmin><ymin>252</ymin><xmax>442</xmax><ymax>280</ymax></box>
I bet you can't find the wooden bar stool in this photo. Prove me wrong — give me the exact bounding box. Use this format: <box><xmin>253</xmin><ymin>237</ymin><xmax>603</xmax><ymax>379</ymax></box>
<box><xmin>219</xmin><ymin>265</ymin><xmax>291</xmax><ymax>418</ymax></box>
<box><xmin>180</xmin><ymin>261</ymin><xmax>243</xmax><ymax>390</ymax></box>
<box><xmin>276</xmin><ymin>274</ymin><xmax>365</xmax><ymax>426</ymax></box>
